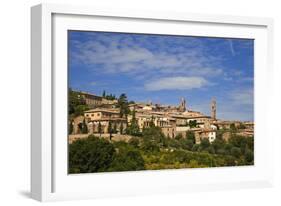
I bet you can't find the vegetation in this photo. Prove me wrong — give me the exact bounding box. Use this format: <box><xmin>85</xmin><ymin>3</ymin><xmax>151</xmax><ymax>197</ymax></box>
<box><xmin>126</xmin><ymin>109</ymin><xmax>141</xmax><ymax>136</ymax></box>
<box><xmin>69</xmin><ymin>125</ymin><xmax>254</xmax><ymax>174</ymax></box>
<box><xmin>117</xmin><ymin>93</ymin><xmax>130</xmax><ymax>118</ymax></box>
<box><xmin>68</xmin><ymin>90</ymin><xmax>254</xmax><ymax>173</ymax></box>
<box><xmin>68</xmin><ymin>121</ymin><xmax>73</xmax><ymax>135</ymax></box>
<box><xmin>69</xmin><ymin>136</ymin><xmax>115</xmax><ymax>173</ymax></box>
<box><xmin>81</xmin><ymin>118</ymin><xmax>88</xmax><ymax>134</ymax></box>
<box><xmin>98</xmin><ymin>122</ymin><xmax>102</xmax><ymax>137</ymax></box>
<box><xmin>102</xmin><ymin>90</ymin><xmax>117</xmax><ymax>100</ymax></box>
<box><xmin>237</xmin><ymin>123</ymin><xmax>246</xmax><ymax>129</ymax></box>
<box><xmin>69</xmin><ymin>136</ymin><xmax>144</xmax><ymax>173</ymax></box>
<box><xmin>230</xmin><ymin>123</ymin><xmax>236</xmax><ymax>131</ymax></box>
<box><xmin>68</xmin><ymin>88</ymin><xmax>89</xmax><ymax>117</ymax></box>
<box><xmin>189</xmin><ymin>120</ymin><xmax>197</xmax><ymax>128</ymax></box>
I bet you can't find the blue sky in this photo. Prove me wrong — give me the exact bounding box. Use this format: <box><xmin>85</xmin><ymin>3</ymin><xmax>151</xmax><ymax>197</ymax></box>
<box><xmin>69</xmin><ymin>31</ymin><xmax>254</xmax><ymax>121</ymax></box>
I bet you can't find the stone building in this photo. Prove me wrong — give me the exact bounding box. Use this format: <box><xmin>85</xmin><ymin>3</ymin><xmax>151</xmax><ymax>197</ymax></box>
<box><xmin>69</xmin><ymin>93</ymin><xmax>251</xmax><ymax>144</ymax></box>
<box><xmin>161</xmin><ymin>125</ymin><xmax>176</xmax><ymax>138</ymax></box>
<box><xmin>178</xmin><ymin>97</ymin><xmax>186</xmax><ymax>112</ymax></box>
<box><xmin>128</xmin><ymin>112</ymin><xmax>177</xmax><ymax>138</ymax></box>
<box><xmin>215</xmin><ymin>121</ymin><xmax>241</xmax><ymax>130</ymax></box>
<box><xmin>84</xmin><ymin>108</ymin><xmax>127</xmax><ymax>134</ymax></box>
<box><xmin>76</xmin><ymin>91</ymin><xmax>117</xmax><ymax>108</ymax></box>
<box><xmin>194</xmin><ymin>129</ymin><xmax>216</xmax><ymax>144</ymax></box>
<box><xmin>211</xmin><ymin>98</ymin><xmax>216</xmax><ymax>120</ymax></box>
<box><xmin>78</xmin><ymin>91</ymin><xmax>103</xmax><ymax>107</ymax></box>
<box><xmin>71</xmin><ymin>115</ymin><xmax>85</xmax><ymax>134</ymax></box>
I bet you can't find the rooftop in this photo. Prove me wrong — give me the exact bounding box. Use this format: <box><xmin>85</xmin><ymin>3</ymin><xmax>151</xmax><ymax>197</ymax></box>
<box><xmin>84</xmin><ymin>108</ymin><xmax>120</xmax><ymax>114</ymax></box>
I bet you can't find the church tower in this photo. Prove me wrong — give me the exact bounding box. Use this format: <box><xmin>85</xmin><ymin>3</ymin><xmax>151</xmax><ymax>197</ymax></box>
<box><xmin>179</xmin><ymin>97</ymin><xmax>186</xmax><ymax>112</ymax></box>
<box><xmin>211</xmin><ymin>98</ymin><xmax>216</xmax><ymax>120</ymax></box>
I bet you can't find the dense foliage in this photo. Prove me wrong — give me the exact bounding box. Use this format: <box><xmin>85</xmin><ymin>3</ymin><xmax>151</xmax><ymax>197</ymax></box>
<box><xmin>68</xmin><ymin>88</ymin><xmax>89</xmax><ymax>117</ymax></box>
<box><xmin>69</xmin><ymin>126</ymin><xmax>254</xmax><ymax>174</ymax></box>
<box><xmin>102</xmin><ymin>90</ymin><xmax>117</xmax><ymax>100</ymax></box>
<box><xmin>69</xmin><ymin>135</ymin><xmax>145</xmax><ymax>173</ymax></box>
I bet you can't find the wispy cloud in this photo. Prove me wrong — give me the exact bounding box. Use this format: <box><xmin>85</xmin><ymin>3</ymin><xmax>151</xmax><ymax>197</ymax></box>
<box><xmin>69</xmin><ymin>31</ymin><xmax>254</xmax><ymax>121</ymax></box>
<box><xmin>70</xmin><ymin>33</ymin><xmax>223</xmax><ymax>79</ymax></box>
<box><xmin>144</xmin><ymin>76</ymin><xmax>210</xmax><ymax>91</ymax></box>
<box><xmin>230</xmin><ymin>88</ymin><xmax>253</xmax><ymax>105</ymax></box>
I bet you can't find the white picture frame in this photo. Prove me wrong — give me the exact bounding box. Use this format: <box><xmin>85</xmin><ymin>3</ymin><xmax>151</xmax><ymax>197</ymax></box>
<box><xmin>31</xmin><ymin>3</ymin><xmax>274</xmax><ymax>202</ymax></box>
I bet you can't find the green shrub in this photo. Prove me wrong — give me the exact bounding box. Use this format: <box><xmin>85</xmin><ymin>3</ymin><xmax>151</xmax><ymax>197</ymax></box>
<box><xmin>108</xmin><ymin>147</ymin><xmax>145</xmax><ymax>171</ymax></box>
<box><xmin>69</xmin><ymin>136</ymin><xmax>115</xmax><ymax>173</ymax></box>
<box><xmin>231</xmin><ymin>147</ymin><xmax>242</xmax><ymax>158</ymax></box>
<box><xmin>192</xmin><ymin>144</ymin><xmax>200</xmax><ymax>152</ymax></box>
<box><xmin>128</xmin><ymin>137</ymin><xmax>140</xmax><ymax>148</ymax></box>
<box><xmin>245</xmin><ymin>149</ymin><xmax>254</xmax><ymax>163</ymax></box>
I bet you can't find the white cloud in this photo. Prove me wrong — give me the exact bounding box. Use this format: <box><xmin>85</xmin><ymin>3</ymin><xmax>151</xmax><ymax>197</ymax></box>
<box><xmin>230</xmin><ymin>89</ymin><xmax>253</xmax><ymax>105</ymax></box>
<box><xmin>70</xmin><ymin>34</ymin><xmax>223</xmax><ymax>78</ymax></box>
<box><xmin>144</xmin><ymin>76</ymin><xmax>209</xmax><ymax>91</ymax></box>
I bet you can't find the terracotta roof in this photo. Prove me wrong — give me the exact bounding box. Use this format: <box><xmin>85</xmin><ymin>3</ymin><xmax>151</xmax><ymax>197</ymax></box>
<box><xmin>88</xmin><ymin>117</ymin><xmax>126</xmax><ymax>121</ymax></box>
<box><xmin>84</xmin><ymin>108</ymin><xmax>119</xmax><ymax>114</ymax></box>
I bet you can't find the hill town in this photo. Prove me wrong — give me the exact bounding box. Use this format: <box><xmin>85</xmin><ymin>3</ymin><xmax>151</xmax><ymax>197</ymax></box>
<box><xmin>67</xmin><ymin>31</ymin><xmax>254</xmax><ymax>173</ymax></box>
<box><xmin>68</xmin><ymin>89</ymin><xmax>254</xmax><ymax>144</ymax></box>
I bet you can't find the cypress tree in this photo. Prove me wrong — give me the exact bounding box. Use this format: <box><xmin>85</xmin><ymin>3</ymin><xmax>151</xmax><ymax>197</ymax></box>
<box><xmin>82</xmin><ymin>119</ymin><xmax>88</xmax><ymax>134</ymax></box>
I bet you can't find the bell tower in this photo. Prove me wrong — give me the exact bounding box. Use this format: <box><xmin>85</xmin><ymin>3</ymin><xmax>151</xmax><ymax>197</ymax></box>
<box><xmin>179</xmin><ymin>97</ymin><xmax>186</xmax><ymax>112</ymax></box>
<box><xmin>211</xmin><ymin>98</ymin><xmax>216</xmax><ymax>120</ymax></box>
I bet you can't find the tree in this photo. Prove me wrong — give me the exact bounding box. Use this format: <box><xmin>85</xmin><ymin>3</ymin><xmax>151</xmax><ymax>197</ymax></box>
<box><xmin>231</xmin><ymin>147</ymin><xmax>242</xmax><ymax>158</ymax></box>
<box><xmin>212</xmin><ymin>139</ymin><xmax>224</xmax><ymax>153</ymax></box>
<box><xmin>175</xmin><ymin>133</ymin><xmax>183</xmax><ymax>140</ymax></box>
<box><xmin>185</xmin><ymin>139</ymin><xmax>194</xmax><ymax>150</ymax></box>
<box><xmin>149</xmin><ymin>116</ymin><xmax>155</xmax><ymax>127</ymax></box>
<box><xmin>142</xmin><ymin>126</ymin><xmax>165</xmax><ymax>146</ymax></box>
<box><xmin>207</xmin><ymin>146</ymin><xmax>215</xmax><ymax>154</ymax></box>
<box><xmin>120</xmin><ymin>123</ymin><xmax>124</xmax><ymax>134</ymax></box>
<box><xmin>68</xmin><ymin>88</ymin><xmax>89</xmax><ymax>117</ymax></box>
<box><xmin>69</xmin><ymin>136</ymin><xmax>115</xmax><ymax>173</ymax></box>
<box><xmin>192</xmin><ymin>144</ymin><xmax>200</xmax><ymax>152</ymax></box>
<box><xmin>113</xmin><ymin>123</ymin><xmax>117</xmax><ymax>134</ymax></box>
<box><xmin>78</xmin><ymin>123</ymin><xmax>83</xmax><ymax>134</ymax></box>
<box><xmin>229</xmin><ymin>136</ymin><xmax>248</xmax><ymax>154</ymax></box>
<box><xmin>74</xmin><ymin>105</ymin><xmax>89</xmax><ymax>117</ymax></box>
<box><xmin>224</xmin><ymin>143</ymin><xmax>234</xmax><ymax>155</ymax></box>
<box><xmin>245</xmin><ymin>149</ymin><xmax>254</xmax><ymax>163</ymax></box>
<box><xmin>189</xmin><ymin>120</ymin><xmax>197</xmax><ymax>128</ymax></box>
<box><xmin>69</xmin><ymin>121</ymin><xmax>73</xmax><ymax>135</ymax></box>
<box><xmin>81</xmin><ymin>118</ymin><xmax>88</xmax><ymax>134</ymax></box>
<box><xmin>237</xmin><ymin>123</ymin><xmax>246</xmax><ymax>129</ymax></box>
<box><xmin>108</xmin><ymin>121</ymin><xmax>113</xmax><ymax>140</ymax></box>
<box><xmin>200</xmin><ymin>138</ymin><xmax>210</xmax><ymax>150</ymax></box>
<box><xmin>186</xmin><ymin>131</ymin><xmax>195</xmax><ymax>144</ymax></box>
<box><xmin>216</xmin><ymin>148</ymin><xmax>226</xmax><ymax>155</ymax></box>
<box><xmin>141</xmin><ymin>140</ymin><xmax>160</xmax><ymax>153</ymax></box>
<box><xmin>126</xmin><ymin>109</ymin><xmax>141</xmax><ymax>136</ymax></box>
<box><xmin>246</xmin><ymin>136</ymin><xmax>254</xmax><ymax>151</ymax></box>
<box><xmin>117</xmin><ymin>93</ymin><xmax>130</xmax><ymax>118</ymax></box>
<box><xmin>230</xmin><ymin>123</ymin><xmax>236</xmax><ymax>131</ymax></box>
<box><xmin>128</xmin><ymin>138</ymin><xmax>140</xmax><ymax>148</ymax></box>
<box><xmin>105</xmin><ymin>93</ymin><xmax>116</xmax><ymax>100</ymax></box>
<box><xmin>98</xmin><ymin>122</ymin><xmax>102</xmax><ymax>137</ymax></box>
<box><xmin>108</xmin><ymin>144</ymin><xmax>145</xmax><ymax>171</ymax></box>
